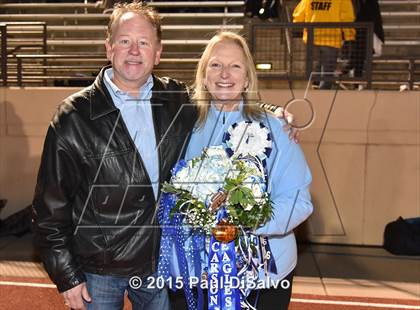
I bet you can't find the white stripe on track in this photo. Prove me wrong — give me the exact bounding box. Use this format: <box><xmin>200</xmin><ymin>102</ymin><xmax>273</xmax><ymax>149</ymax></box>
<box><xmin>291</xmin><ymin>298</ymin><xmax>420</xmax><ymax>309</ymax></box>
<box><xmin>0</xmin><ymin>281</ymin><xmax>56</xmax><ymax>288</ymax></box>
<box><xmin>1</xmin><ymin>281</ymin><xmax>419</xmax><ymax>309</ymax></box>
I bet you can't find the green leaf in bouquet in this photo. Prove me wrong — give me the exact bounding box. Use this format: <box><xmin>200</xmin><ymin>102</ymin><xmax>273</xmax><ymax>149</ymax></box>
<box><xmin>191</xmin><ymin>157</ymin><xmax>201</xmax><ymax>166</ymax></box>
<box><xmin>162</xmin><ymin>182</ymin><xmax>178</xmax><ymax>194</ymax></box>
<box><xmin>230</xmin><ymin>189</ymin><xmax>243</xmax><ymax>205</ymax></box>
<box><xmin>227</xmin><ymin>206</ymin><xmax>238</xmax><ymax>219</ymax></box>
<box><xmin>236</xmin><ymin>190</ymin><xmax>244</xmax><ymax>203</ymax></box>
<box><xmin>224</xmin><ymin>179</ymin><xmax>237</xmax><ymax>191</ymax></box>
<box><xmin>241</xmin><ymin>187</ymin><xmax>253</xmax><ymax>197</ymax></box>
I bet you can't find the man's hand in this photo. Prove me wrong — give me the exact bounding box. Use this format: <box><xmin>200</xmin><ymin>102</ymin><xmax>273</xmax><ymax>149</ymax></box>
<box><xmin>280</xmin><ymin>108</ymin><xmax>300</xmax><ymax>143</ymax></box>
<box><xmin>264</xmin><ymin>104</ymin><xmax>300</xmax><ymax>143</ymax></box>
<box><xmin>62</xmin><ymin>282</ymin><xmax>91</xmax><ymax>310</ymax></box>
<box><xmin>283</xmin><ymin>122</ymin><xmax>300</xmax><ymax>143</ymax></box>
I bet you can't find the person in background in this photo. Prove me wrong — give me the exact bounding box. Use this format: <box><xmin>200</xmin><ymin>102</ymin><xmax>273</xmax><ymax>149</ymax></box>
<box><xmin>347</xmin><ymin>0</ymin><xmax>384</xmax><ymax>90</ymax></box>
<box><xmin>293</xmin><ymin>0</ymin><xmax>356</xmax><ymax>89</ymax></box>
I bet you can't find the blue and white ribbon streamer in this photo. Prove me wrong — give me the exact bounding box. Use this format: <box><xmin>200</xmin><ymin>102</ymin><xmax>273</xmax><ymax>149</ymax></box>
<box><xmin>207</xmin><ymin>209</ymin><xmax>241</xmax><ymax>310</ymax></box>
<box><xmin>158</xmin><ymin>120</ymin><xmax>279</xmax><ymax>310</ymax></box>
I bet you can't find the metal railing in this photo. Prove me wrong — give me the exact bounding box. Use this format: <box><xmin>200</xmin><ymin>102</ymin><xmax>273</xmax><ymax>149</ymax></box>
<box><xmin>249</xmin><ymin>22</ymin><xmax>375</xmax><ymax>88</ymax></box>
<box><xmin>1</xmin><ymin>24</ymin><xmax>6</xmax><ymax>86</ymax></box>
<box><xmin>0</xmin><ymin>21</ymin><xmax>47</xmax><ymax>86</ymax></box>
<box><xmin>372</xmin><ymin>58</ymin><xmax>420</xmax><ymax>90</ymax></box>
<box><xmin>0</xmin><ymin>1</ymin><xmax>245</xmax><ymax>9</ymax></box>
<box><xmin>12</xmin><ymin>54</ymin><xmax>202</xmax><ymax>86</ymax></box>
<box><xmin>2</xmin><ymin>19</ymin><xmax>419</xmax><ymax>88</ymax></box>
<box><xmin>14</xmin><ymin>53</ymin><xmax>105</xmax><ymax>86</ymax></box>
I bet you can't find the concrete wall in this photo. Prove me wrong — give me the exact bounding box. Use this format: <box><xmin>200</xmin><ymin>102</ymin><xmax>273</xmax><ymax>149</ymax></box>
<box><xmin>0</xmin><ymin>87</ymin><xmax>76</xmax><ymax>219</ymax></box>
<box><xmin>0</xmin><ymin>87</ymin><xmax>419</xmax><ymax>246</ymax></box>
<box><xmin>260</xmin><ymin>89</ymin><xmax>419</xmax><ymax>245</ymax></box>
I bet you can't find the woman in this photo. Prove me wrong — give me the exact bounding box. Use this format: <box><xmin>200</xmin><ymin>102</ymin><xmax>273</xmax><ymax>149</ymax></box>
<box><xmin>160</xmin><ymin>31</ymin><xmax>313</xmax><ymax>310</ymax></box>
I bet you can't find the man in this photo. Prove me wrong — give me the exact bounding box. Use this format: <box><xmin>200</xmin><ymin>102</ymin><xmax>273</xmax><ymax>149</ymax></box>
<box><xmin>32</xmin><ymin>2</ymin><xmax>296</xmax><ymax>310</ymax></box>
<box><xmin>293</xmin><ymin>0</ymin><xmax>355</xmax><ymax>89</ymax></box>
<box><xmin>32</xmin><ymin>2</ymin><xmax>196</xmax><ymax>309</ymax></box>
<box><xmin>348</xmin><ymin>0</ymin><xmax>384</xmax><ymax>89</ymax></box>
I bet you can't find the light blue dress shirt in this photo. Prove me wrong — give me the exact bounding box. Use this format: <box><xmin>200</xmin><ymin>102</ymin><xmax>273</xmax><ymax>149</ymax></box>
<box><xmin>103</xmin><ymin>69</ymin><xmax>159</xmax><ymax>199</ymax></box>
<box><xmin>168</xmin><ymin>102</ymin><xmax>313</xmax><ymax>285</ymax></box>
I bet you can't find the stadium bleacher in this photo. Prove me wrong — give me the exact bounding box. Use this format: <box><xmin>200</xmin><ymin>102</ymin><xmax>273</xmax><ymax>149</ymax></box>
<box><xmin>0</xmin><ymin>1</ymin><xmax>245</xmax><ymax>86</ymax></box>
<box><xmin>0</xmin><ymin>0</ymin><xmax>418</xmax><ymax>89</ymax></box>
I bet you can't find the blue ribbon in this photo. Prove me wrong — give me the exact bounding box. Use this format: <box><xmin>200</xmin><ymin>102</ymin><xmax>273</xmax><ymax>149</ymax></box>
<box><xmin>207</xmin><ymin>209</ymin><xmax>241</xmax><ymax>310</ymax></box>
<box><xmin>158</xmin><ymin>144</ymin><xmax>279</xmax><ymax>310</ymax></box>
<box><xmin>260</xmin><ymin>236</ymin><xmax>278</xmax><ymax>275</ymax></box>
<box><xmin>158</xmin><ymin>192</ymin><xmax>199</xmax><ymax>310</ymax></box>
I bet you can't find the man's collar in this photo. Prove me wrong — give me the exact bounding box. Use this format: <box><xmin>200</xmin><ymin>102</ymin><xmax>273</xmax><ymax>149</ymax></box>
<box><xmin>103</xmin><ymin>68</ymin><xmax>121</xmax><ymax>97</ymax></box>
<box><xmin>90</xmin><ymin>66</ymin><xmax>158</xmax><ymax>120</ymax></box>
<box><xmin>103</xmin><ymin>68</ymin><xmax>153</xmax><ymax>99</ymax></box>
<box><xmin>90</xmin><ymin>66</ymin><xmax>119</xmax><ymax>120</ymax></box>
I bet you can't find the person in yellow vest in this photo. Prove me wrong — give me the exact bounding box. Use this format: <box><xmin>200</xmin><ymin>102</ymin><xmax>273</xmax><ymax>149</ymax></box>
<box><xmin>293</xmin><ymin>0</ymin><xmax>356</xmax><ymax>89</ymax></box>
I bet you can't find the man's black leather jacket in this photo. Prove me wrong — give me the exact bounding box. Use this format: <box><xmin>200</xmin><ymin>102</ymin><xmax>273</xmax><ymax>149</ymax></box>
<box><xmin>32</xmin><ymin>67</ymin><xmax>197</xmax><ymax>293</ymax></box>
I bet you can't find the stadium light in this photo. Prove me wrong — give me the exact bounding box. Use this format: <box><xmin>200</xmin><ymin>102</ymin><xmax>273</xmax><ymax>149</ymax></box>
<box><xmin>256</xmin><ymin>63</ymin><xmax>272</xmax><ymax>70</ymax></box>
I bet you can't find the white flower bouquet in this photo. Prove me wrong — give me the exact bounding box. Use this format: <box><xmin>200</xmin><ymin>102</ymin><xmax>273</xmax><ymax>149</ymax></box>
<box><xmin>162</xmin><ymin>145</ymin><xmax>273</xmax><ymax>234</ymax></box>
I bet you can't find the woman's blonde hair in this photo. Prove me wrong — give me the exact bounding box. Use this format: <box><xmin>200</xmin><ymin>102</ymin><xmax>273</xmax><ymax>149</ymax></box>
<box><xmin>193</xmin><ymin>31</ymin><xmax>262</xmax><ymax>127</ymax></box>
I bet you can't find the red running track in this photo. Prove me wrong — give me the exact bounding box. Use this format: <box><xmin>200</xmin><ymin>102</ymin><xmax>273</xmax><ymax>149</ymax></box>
<box><xmin>1</xmin><ymin>276</ymin><xmax>419</xmax><ymax>310</ymax></box>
